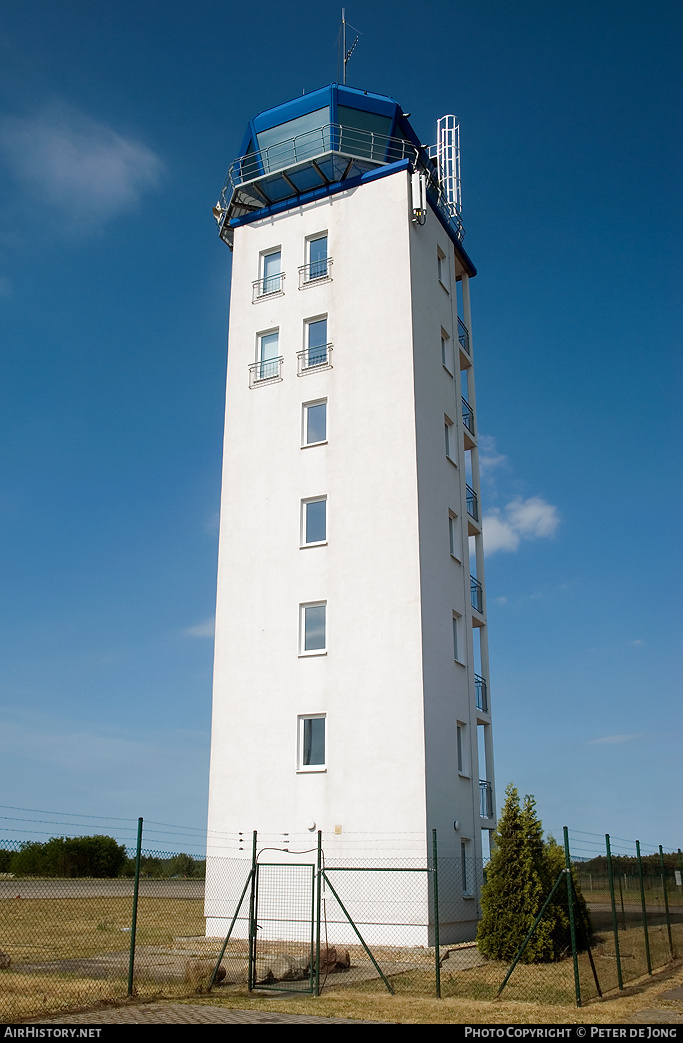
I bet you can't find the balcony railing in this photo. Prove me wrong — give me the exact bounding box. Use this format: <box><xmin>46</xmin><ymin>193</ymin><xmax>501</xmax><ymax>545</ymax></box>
<box><xmin>252</xmin><ymin>273</ymin><xmax>284</xmax><ymax>301</ymax></box>
<box><xmin>470</xmin><ymin>575</ymin><xmax>483</xmax><ymax>614</ymax></box>
<box><xmin>299</xmin><ymin>258</ymin><xmax>333</xmax><ymax>287</ymax></box>
<box><xmin>458</xmin><ymin>317</ymin><xmax>470</xmax><ymax>355</ymax></box>
<box><xmin>475</xmin><ymin>673</ymin><xmax>488</xmax><ymax>713</ymax></box>
<box><xmin>462</xmin><ymin>397</ymin><xmax>475</xmax><ymax>437</ymax></box>
<box><xmin>466</xmin><ymin>484</ymin><xmax>478</xmax><ymax>522</ymax></box>
<box><xmin>480</xmin><ymin>780</ymin><xmax>493</xmax><ymax>819</ymax></box>
<box><xmin>217</xmin><ymin>122</ymin><xmax>465</xmax><ymax>249</ymax></box>
<box><xmin>297</xmin><ymin>344</ymin><xmax>333</xmax><ymax>375</ymax></box>
<box><xmin>249</xmin><ymin>357</ymin><xmax>284</xmax><ymax>387</ymax></box>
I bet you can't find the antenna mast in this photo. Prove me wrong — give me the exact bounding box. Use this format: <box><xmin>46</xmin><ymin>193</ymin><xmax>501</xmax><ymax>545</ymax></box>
<box><xmin>341</xmin><ymin>8</ymin><xmax>359</xmax><ymax>85</ymax></box>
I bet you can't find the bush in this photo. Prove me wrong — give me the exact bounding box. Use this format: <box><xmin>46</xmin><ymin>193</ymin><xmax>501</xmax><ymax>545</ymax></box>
<box><xmin>476</xmin><ymin>784</ymin><xmax>592</xmax><ymax>963</ymax></box>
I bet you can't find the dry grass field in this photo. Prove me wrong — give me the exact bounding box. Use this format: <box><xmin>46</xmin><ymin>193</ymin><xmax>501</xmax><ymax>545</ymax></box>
<box><xmin>1</xmin><ymin>891</ymin><xmax>681</xmax><ymax>1024</ymax></box>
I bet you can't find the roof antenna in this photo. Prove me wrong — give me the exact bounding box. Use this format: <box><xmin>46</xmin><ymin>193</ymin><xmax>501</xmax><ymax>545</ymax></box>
<box><xmin>341</xmin><ymin>8</ymin><xmax>360</xmax><ymax>85</ymax></box>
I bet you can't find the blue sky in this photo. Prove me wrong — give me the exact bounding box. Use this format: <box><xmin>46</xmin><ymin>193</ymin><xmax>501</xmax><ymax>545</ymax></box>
<box><xmin>0</xmin><ymin>0</ymin><xmax>680</xmax><ymax>861</ymax></box>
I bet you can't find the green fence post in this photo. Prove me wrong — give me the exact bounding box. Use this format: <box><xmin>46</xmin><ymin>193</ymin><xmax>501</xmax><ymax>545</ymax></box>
<box><xmin>247</xmin><ymin>831</ymin><xmax>257</xmax><ymax>991</ymax></box>
<box><xmin>432</xmin><ymin>829</ymin><xmax>441</xmax><ymax>999</ymax></box>
<box><xmin>127</xmin><ymin>817</ymin><xmax>143</xmax><ymax>997</ymax></box>
<box><xmin>315</xmin><ymin>831</ymin><xmax>322</xmax><ymax>997</ymax></box>
<box><xmin>605</xmin><ymin>834</ymin><xmax>623</xmax><ymax>990</ymax></box>
<box><xmin>564</xmin><ymin>827</ymin><xmax>581</xmax><ymax>1008</ymax></box>
<box><xmin>636</xmin><ymin>841</ymin><xmax>652</xmax><ymax>975</ymax></box>
<box><xmin>659</xmin><ymin>846</ymin><xmax>674</xmax><ymax>958</ymax></box>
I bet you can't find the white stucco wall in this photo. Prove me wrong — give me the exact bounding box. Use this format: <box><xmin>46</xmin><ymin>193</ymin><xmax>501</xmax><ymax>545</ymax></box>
<box><xmin>205</xmin><ymin>167</ymin><xmax>491</xmax><ymax>944</ymax></box>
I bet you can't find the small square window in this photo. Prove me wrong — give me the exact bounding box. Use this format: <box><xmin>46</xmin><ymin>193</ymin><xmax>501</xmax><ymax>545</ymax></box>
<box><xmin>298</xmin><ymin>714</ymin><xmax>326</xmax><ymax>770</ymax></box>
<box><xmin>303</xmin><ymin>400</ymin><xmax>327</xmax><ymax>445</ymax></box>
<box><xmin>302</xmin><ymin>497</ymin><xmax>327</xmax><ymax>545</ymax></box>
<box><xmin>300</xmin><ymin>601</ymin><xmax>326</xmax><ymax>654</ymax></box>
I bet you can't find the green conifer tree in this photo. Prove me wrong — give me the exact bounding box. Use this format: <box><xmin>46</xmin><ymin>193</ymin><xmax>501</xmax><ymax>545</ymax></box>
<box><xmin>477</xmin><ymin>784</ymin><xmax>565</xmax><ymax>962</ymax></box>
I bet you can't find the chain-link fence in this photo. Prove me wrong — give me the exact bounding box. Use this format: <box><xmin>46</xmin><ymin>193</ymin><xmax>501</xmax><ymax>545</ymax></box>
<box><xmin>1</xmin><ymin>826</ymin><xmax>681</xmax><ymax>1021</ymax></box>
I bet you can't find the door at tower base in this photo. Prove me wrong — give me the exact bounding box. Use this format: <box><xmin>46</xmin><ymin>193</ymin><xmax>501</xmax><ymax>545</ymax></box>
<box><xmin>204</xmin><ymin>852</ymin><xmax>482</xmax><ymax>947</ymax></box>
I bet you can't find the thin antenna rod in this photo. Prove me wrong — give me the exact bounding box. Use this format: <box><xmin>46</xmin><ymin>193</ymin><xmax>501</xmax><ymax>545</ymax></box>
<box><xmin>341</xmin><ymin>8</ymin><xmax>359</xmax><ymax>85</ymax></box>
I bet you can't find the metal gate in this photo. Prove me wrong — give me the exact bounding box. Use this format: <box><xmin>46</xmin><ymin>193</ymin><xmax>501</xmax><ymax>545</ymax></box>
<box><xmin>251</xmin><ymin>862</ymin><xmax>317</xmax><ymax>993</ymax></box>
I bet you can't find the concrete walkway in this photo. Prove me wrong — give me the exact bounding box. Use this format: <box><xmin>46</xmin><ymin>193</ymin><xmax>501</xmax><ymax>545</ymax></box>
<box><xmin>32</xmin><ymin>1001</ymin><xmax>379</xmax><ymax>1024</ymax></box>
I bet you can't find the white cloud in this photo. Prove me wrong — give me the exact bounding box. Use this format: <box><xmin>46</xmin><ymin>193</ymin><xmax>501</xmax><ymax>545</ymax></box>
<box><xmin>0</xmin><ymin>100</ymin><xmax>164</xmax><ymax>234</ymax></box>
<box><xmin>477</xmin><ymin>434</ymin><xmax>508</xmax><ymax>479</ymax></box>
<box><xmin>483</xmin><ymin>496</ymin><xmax>560</xmax><ymax>555</ymax></box>
<box><xmin>588</xmin><ymin>733</ymin><xmax>645</xmax><ymax>745</ymax></box>
<box><xmin>184</xmin><ymin>617</ymin><xmax>215</xmax><ymax>638</ymax></box>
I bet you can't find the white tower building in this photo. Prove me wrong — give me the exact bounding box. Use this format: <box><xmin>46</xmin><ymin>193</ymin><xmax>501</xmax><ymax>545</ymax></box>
<box><xmin>206</xmin><ymin>85</ymin><xmax>495</xmax><ymax>944</ymax></box>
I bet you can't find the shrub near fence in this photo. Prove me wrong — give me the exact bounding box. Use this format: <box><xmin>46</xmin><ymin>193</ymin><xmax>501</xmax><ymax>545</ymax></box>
<box><xmin>0</xmin><ymin>827</ymin><xmax>681</xmax><ymax>1021</ymax></box>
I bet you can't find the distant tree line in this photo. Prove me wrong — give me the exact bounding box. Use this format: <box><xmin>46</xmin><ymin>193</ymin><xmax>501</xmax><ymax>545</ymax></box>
<box><xmin>0</xmin><ymin>836</ymin><xmax>205</xmax><ymax>879</ymax></box>
<box><xmin>578</xmin><ymin>852</ymin><xmax>682</xmax><ymax>875</ymax></box>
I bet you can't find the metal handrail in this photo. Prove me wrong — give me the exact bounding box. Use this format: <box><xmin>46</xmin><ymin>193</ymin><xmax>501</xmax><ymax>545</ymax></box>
<box><xmin>298</xmin><ymin>258</ymin><xmax>333</xmax><ymax>286</ymax></box>
<box><xmin>252</xmin><ymin>273</ymin><xmax>284</xmax><ymax>301</ymax></box>
<box><xmin>470</xmin><ymin>575</ymin><xmax>483</xmax><ymax>613</ymax></box>
<box><xmin>475</xmin><ymin>673</ymin><xmax>488</xmax><ymax>713</ymax></box>
<box><xmin>227</xmin><ymin>124</ymin><xmax>420</xmax><ymax>191</ymax></box>
<box><xmin>479</xmin><ymin>780</ymin><xmax>493</xmax><ymax>819</ymax></box>
<box><xmin>249</xmin><ymin>356</ymin><xmax>284</xmax><ymax>386</ymax></box>
<box><xmin>462</xmin><ymin>396</ymin><xmax>475</xmax><ymax>436</ymax></box>
<box><xmin>466</xmin><ymin>484</ymin><xmax>478</xmax><ymax>521</ymax></box>
<box><xmin>220</xmin><ymin>123</ymin><xmax>465</xmax><ymax>243</ymax></box>
<box><xmin>458</xmin><ymin>317</ymin><xmax>470</xmax><ymax>354</ymax></box>
<box><xmin>297</xmin><ymin>344</ymin><xmax>333</xmax><ymax>374</ymax></box>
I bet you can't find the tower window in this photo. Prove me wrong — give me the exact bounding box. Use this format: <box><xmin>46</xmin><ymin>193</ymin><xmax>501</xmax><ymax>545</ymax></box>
<box><xmin>300</xmin><ymin>602</ymin><xmax>326</xmax><ymax>654</ymax></box>
<box><xmin>298</xmin><ymin>714</ymin><xmax>326</xmax><ymax>770</ymax></box>
<box><xmin>449</xmin><ymin>512</ymin><xmax>460</xmax><ymax>560</ymax></box>
<box><xmin>302</xmin><ymin>497</ymin><xmax>327</xmax><ymax>545</ymax></box>
<box><xmin>441</xmin><ymin>329</ymin><xmax>454</xmax><ymax>374</ymax></box>
<box><xmin>303</xmin><ymin>400</ymin><xmax>327</xmax><ymax>445</ymax></box>
<box><xmin>437</xmin><ymin>246</ymin><xmax>449</xmax><ymax>292</ymax></box>
<box><xmin>444</xmin><ymin>416</ymin><xmax>456</xmax><ymax>463</ymax></box>
<box><xmin>300</xmin><ymin>316</ymin><xmax>331</xmax><ymax>371</ymax></box>
<box><xmin>249</xmin><ymin>329</ymin><xmax>282</xmax><ymax>385</ymax></box>
<box><xmin>254</xmin><ymin>248</ymin><xmax>283</xmax><ymax>299</ymax></box>
<box><xmin>300</xmin><ymin>233</ymin><xmax>332</xmax><ymax>287</ymax></box>
<box><xmin>308</xmin><ymin>235</ymin><xmax>328</xmax><ymax>280</ymax></box>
